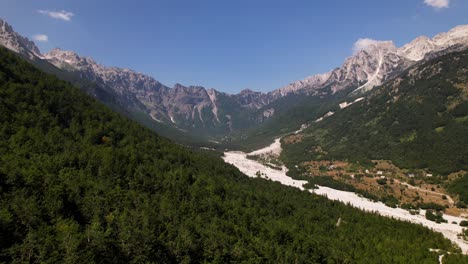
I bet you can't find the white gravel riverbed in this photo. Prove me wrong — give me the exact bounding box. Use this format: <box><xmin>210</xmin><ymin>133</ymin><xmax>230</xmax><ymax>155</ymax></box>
<box><xmin>222</xmin><ymin>139</ymin><xmax>468</xmax><ymax>254</ymax></box>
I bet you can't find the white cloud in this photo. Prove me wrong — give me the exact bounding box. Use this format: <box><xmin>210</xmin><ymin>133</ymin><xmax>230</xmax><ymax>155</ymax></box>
<box><xmin>352</xmin><ymin>38</ymin><xmax>386</xmax><ymax>53</ymax></box>
<box><xmin>33</xmin><ymin>34</ymin><xmax>49</xmax><ymax>42</ymax></box>
<box><xmin>424</xmin><ymin>0</ymin><xmax>449</xmax><ymax>9</ymax></box>
<box><xmin>38</xmin><ymin>10</ymin><xmax>74</xmax><ymax>21</ymax></box>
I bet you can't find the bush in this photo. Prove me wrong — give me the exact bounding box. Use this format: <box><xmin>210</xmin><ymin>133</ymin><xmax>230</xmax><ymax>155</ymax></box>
<box><xmin>418</xmin><ymin>202</ymin><xmax>445</xmax><ymax>211</ymax></box>
<box><xmin>448</xmin><ymin>174</ymin><xmax>468</xmax><ymax>204</ymax></box>
<box><xmin>409</xmin><ymin>210</ymin><xmax>420</xmax><ymax>215</ymax></box>
<box><xmin>401</xmin><ymin>203</ymin><xmax>418</xmax><ymax>210</ymax></box>
<box><xmin>377</xmin><ymin>178</ymin><xmax>387</xmax><ymax>185</ymax></box>
<box><xmin>425</xmin><ymin>210</ymin><xmax>447</xmax><ymax>223</ymax></box>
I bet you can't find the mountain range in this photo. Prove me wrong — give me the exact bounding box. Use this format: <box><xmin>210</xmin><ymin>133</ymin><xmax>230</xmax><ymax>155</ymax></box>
<box><xmin>1</xmin><ymin>18</ymin><xmax>468</xmax><ymax>146</ymax></box>
<box><xmin>1</xmin><ymin>17</ymin><xmax>468</xmax><ymax>262</ymax></box>
<box><xmin>2</xmin><ymin>43</ymin><xmax>466</xmax><ymax>263</ymax></box>
<box><xmin>282</xmin><ymin>49</ymin><xmax>468</xmax><ymax>175</ymax></box>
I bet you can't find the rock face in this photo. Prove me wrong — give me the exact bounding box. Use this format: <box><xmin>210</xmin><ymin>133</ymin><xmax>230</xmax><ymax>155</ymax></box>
<box><xmin>271</xmin><ymin>72</ymin><xmax>332</xmax><ymax>97</ymax></box>
<box><xmin>1</xmin><ymin>17</ymin><xmax>468</xmax><ymax>136</ymax></box>
<box><xmin>267</xmin><ymin>41</ymin><xmax>408</xmax><ymax>97</ymax></box>
<box><xmin>43</xmin><ymin>47</ymin><xmax>277</xmax><ymax>130</ymax></box>
<box><xmin>398</xmin><ymin>36</ymin><xmax>437</xmax><ymax>61</ymax></box>
<box><xmin>324</xmin><ymin>41</ymin><xmax>409</xmax><ymax>94</ymax></box>
<box><xmin>269</xmin><ymin>25</ymin><xmax>468</xmax><ymax>96</ymax></box>
<box><xmin>0</xmin><ymin>19</ymin><xmax>42</xmax><ymax>59</ymax></box>
<box><xmin>45</xmin><ymin>48</ymin><xmax>167</xmax><ymax>96</ymax></box>
<box><xmin>398</xmin><ymin>25</ymin><xmax>468</xmax><ymax>61</ymax></box>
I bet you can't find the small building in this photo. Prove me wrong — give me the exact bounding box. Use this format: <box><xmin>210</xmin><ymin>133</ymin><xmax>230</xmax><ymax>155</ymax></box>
<box><xmin>380</xmin><ymin>175</ymin><xmax>386</xmax><ymax>179</ymax></box>
<box><xmin>426</xmin><ymin>173</ymin><xmax>433</xmax><ymax>177</ymax></box>
<box><xmin>377</xmin><ymin>171</ymin><xmax>383</xmax><ymax>175</ymax></box>
<box><xmin>408</xmin><ymin>173</ymin><xmax>415</xmax><ymax>178</ymax></box>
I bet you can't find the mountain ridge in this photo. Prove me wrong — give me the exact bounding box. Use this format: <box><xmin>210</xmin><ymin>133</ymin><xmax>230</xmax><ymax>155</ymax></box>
<box><xmin>2</xmin><ymin>44</ymin><xmax>466</xmax><ymax>263</ymax></box>
<box><xmin>282</xmin><ymin>49</ymin><xmax>468</xmax><ymax>175</ymax></box>
<box><xmin>1</xmin><ymin>17</ymin><xmax>467</xmax><ymax>143</ymax></box>
<box><xmin>2</xmin><ymin>18</ymin><xmax>467</xmax><ymax>99</ymax></box>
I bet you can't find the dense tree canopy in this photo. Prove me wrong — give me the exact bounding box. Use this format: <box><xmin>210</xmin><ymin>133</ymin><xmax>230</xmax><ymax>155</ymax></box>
<box><xmin>0</xmin><ymin>47</ymin><xmax>467</xmax><ymax>263</ymax></box>
<box><xmin>448</xmin><ymin>174</ymin><xmax>468</xmax><ymax>204</ymax></box>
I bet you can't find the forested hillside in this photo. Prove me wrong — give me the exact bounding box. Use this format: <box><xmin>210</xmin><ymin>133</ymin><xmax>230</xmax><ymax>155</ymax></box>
<box><xmin>225</xmin><ymin>92</ymin><xmax>345</xmax><ymax>151</ymax></box>
<box><xmin>282</xmin><ymin>50</ymin><xmax>468</xmax><ymax>175</ymax></box>
<box><xmin>1</xmin><ymin>47</ymin><xmax>467</xmax><ymax>263</ymax></box>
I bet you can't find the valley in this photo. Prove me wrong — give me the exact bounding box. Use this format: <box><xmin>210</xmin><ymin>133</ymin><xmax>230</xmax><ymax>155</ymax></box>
<box><xmin>222</xmin><ymin>133</ymin><xmax>468</xmax><ymax>254</ymax></box>
<box><xmin>291</xmin><ymin>157</ymin><xmax>466</xmax><ymax>216</ymax></box>
<box><xmin>4</xmin><ymin>46</ymin><xmax>467</xmax><ymax>262</ymax></box>
<box><xmin>1</xmin><ymin>6</ymin><xmax>468</xmax><ymax>262</ymax></box>
<box><xmin>2</xmin><ymin>19</ymin><xmax>468</xmax><ymax>148</ymax></box>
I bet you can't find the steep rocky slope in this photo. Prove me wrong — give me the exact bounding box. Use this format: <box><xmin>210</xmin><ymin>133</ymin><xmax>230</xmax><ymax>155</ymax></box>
<box><xmin>1</xmin><ymin>17</ymin><xmax>467</xmax><ymax>144</ymax></box>
<box><xmin>282</xmin><ymin>49</ymin><xmax>468</xmax><ymax>175</ymax></box>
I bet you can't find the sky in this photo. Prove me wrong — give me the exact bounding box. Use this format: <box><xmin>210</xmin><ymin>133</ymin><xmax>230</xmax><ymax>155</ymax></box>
<box><xmin>1</xmin><ymin>0</ymin><xmax>467</xmax><ymax>93</ymax></box>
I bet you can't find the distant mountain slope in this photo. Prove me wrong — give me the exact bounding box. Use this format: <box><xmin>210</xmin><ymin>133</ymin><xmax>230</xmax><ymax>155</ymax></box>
<box><xmin>3</xmin><ymin>47</ymin><xmax>468</xmax><ymax>262</ymax></box>
<box><xmin>282</xmin><ymin>49</ymin><xmax>468</xmax><ymax>175</ymax></box>
<box><xmin>2</xmin><ymin>18</ymin><xmax>467</xmax><ymax>146</ymax></box>
<box><xmin>42</xmin><ymin>47</ymin><xmax>273</xmax><ymax>137</ymax></box>
<box><xmin>0</xmin><ymin>19</ymin><xmax>42</xmax><ymax>59</ymax></box>
<box><xmin>280</xmin><ymin>25</ymin><xmax>468</xmax><ymax>95</ymax></box>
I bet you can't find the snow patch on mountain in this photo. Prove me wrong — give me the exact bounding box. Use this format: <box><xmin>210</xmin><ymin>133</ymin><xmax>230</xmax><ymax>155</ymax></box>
<box><xmin>339</xmin><ymin>97</ymin><xmax>365</xmax><ymax>109</ymax></box>
<box><xmin>315</xmin><ymin>111</ymin><xmax>335</xmax><ymax>122</ymax></box>
<box><xmin>206</xmin><ymin>89</ymin><xmax>220</xmax><ymax>123</ymax></box>
<box><xmin>353</xmin><ymin>47</ymin><xmax>386</xmax><ymax>92</ymax></box>
<box><xmin>169</xmin><ymin>115</ymin><xmax>176</xmax><ymax>124</ymax></box>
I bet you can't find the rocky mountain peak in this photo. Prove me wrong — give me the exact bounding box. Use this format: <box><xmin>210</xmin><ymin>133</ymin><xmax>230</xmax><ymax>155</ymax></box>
<box><xmin>0</xmin><ymin>18</ymin><xmax>42</xmax><ymax>59</ymax></box>
<box><xmin>1</xmin><ymin>17</ymin><xmax>467</xmax><ymax>136</ymax></box>
<box><xmin>433</xmin><ymin>25</ymin><xmax>468</xmax><ymax>46</ymax></box>
<box><xmin>0</xmin><ymin>19</ymin><xmax>15</xmax><ymax>37</ymax></box>
<box><xmin>171</xmin><ymin>84</ymin><xmax>207</xmax><ymax>95</ymax></box>
<box><xmin>173</xmin><ymin>83</ymin><xmax>186</xmax><ymax>89</ymax></box>
<box><xmin>276</xmin><ymin>25</ymin><xmax>467</xmax><ymax>96</ymax></box>
<box><xmin>272</xmin><ymin>71</ymin><xmax>332</xmax><ymax>97</ymax></box>
<box><xmin>325</xmin><ymin>40</ymin><xmax>407</xmax><ymax>94</ymax></box>
<box><xmin>413</xmin><ymin>35</ymin><xmax>431</xmax><ymax>42</ymax></box>
<box><xmin>45</xmin><ymin>48</ymin><xmax>99</xmax><ymax>70</ymax></box>
<box><xmin>271</xmin><ymin>41</ymin><xmax>399</xmax><ymax>97</ymax></box>
<box><xmin>45</xmin><ymin>48</ymin><xmax>80</xmax><ymax>61</ymax></box>
<box><xmin>398</xmin><ymin>25</ymin><xmax>468</xmax><ymax>62</ymax></box>
<box><xmin>359</xmin><ymin>40</ymin><xmax>397</xmax><ymax>54</ymax></box>
<box><xmin>239</xmin><ymin>88</ymin><xmax>258</xmax><ymax>94</ymax></box>
<box><xmin>397</xmin><ymin>36</ymin><xmax>435</xmax><ymax>61</ymax></box>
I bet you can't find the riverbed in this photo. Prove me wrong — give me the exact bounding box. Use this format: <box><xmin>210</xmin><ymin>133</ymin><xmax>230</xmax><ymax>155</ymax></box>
<box><xmin>222</xmin><ymin>139</ymin><xmax>468</xmax><ymax>254</ymax></box>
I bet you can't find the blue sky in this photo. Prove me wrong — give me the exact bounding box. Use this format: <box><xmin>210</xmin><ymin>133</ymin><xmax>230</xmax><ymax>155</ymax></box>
<box><xmin>1</xmin><ymin>0</ymin><xmax>467</xmax><ymax>93</ymax></box>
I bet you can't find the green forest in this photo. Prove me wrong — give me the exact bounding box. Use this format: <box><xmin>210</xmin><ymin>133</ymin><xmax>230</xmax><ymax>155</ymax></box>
<box><xmin>282</xmin><ymin>50</ymin><xmax>468</xmax><ymax>176</ymax></box>
<box><xmin>447</xmin><ymin>174</ymin><xmax>468</xmax><ymax>206</ymax></box>
<box><xmin>0</xmin><ymin>47</ymin><xmax>467</xmax><ymax>263</ymax></box>
<box><xmin>223</xmin><ymin>89</ymin><xmax>349</xmax><ymax>152</ymax></box>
